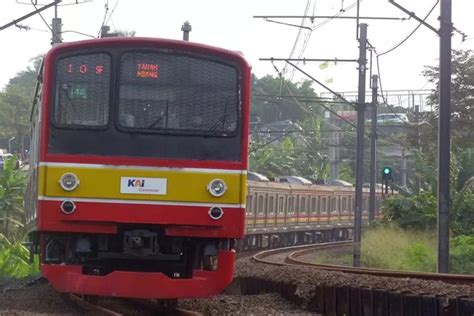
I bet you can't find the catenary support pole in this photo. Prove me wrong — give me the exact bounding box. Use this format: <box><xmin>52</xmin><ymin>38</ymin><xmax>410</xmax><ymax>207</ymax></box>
<box><xmin>353</xmin><ymin>23</ymin><xmax>367</xmax><ymax>268</ymax></box>
<box><xmin>369</xmin><ymin>74</ymin><xmax>378</xmax><ymax>223</ymax></box>
<box><xmin>437</xmin><ymin>0</ymin><xmax>452</xmax><ymax>274</ymax></box>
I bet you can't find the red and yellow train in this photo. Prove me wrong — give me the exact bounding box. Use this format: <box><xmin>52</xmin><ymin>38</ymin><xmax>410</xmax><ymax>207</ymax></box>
<box><xmin>25</xmin><ymin>37</ymin><xmax>251</xmax><ymax>299</ymax></box>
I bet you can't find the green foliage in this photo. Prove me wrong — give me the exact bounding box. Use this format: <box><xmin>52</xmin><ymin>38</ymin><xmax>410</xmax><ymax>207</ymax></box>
<box><xmin>361</xmin><ymin>226</ymin><xmax>436</xmax><ymax>272</ymax></box>
<box><xmin>399</xmin><ymin>243</ymin><xmax>436</xmax><ymax>272</ymax></box>
<box><xmin>0</xmin><ymin>56</ymin><xmax>41</xmax><ymax>152</ymax></box>
<box><xmin>0</xmin><ymin>156</ymin><xmax>27</xmax><ymax>241</ymax></box>
<box><xmin>381</xmin><ymin>192</ymin><xmax>437</xmax><ymax>230</ymax></box>
<box><xmin>451</xmin><ymin>235</ymin><xmax>474</xmax><ymax>274</ymax></box>
<box><xmin>0</xmin><ymin>234</ymin><xmax>31</xmax><ymax>278</ymax></box>
<box><xmin>251</xmin><ymin>74</ymin><xmax>320</xmax><ymax>124</ymax></box>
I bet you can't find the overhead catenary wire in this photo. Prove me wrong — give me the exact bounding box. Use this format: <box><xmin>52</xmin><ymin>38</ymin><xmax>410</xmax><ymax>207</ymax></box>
<box><xmin>97</xmin><ymin>0</ymin><xmax>109</xmax><ymax>37</ymax></box>
<box><xmin>30</xmin><ymin>0</ymin><xmax>62</xmax><ymax>43</ymax></box>
<box><xmin>378</xmin><ymin>0</ymin><xmax>440</xmax><ymax>57</ymax></box>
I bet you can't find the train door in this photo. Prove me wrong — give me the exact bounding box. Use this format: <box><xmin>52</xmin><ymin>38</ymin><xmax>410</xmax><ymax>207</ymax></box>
<box><xmin>256</xmin><ymin>194</ymin><xmax>265</xmax><ymax>228</ymax></box>
<box><xmin>266</xmin><ymin>194</ymin><xmax>276</xmax><ymax>228</ymax></box>
<box><xmin>276</xmin><ymin>195</ymin><xmax>286</xmax><ymax>227</ymax></box>
<box><xmin>341</xmin><ymin>195</ymin><xmax>350</xmax><ymax>225</ymax></box>
<box><xmin>320</xmin><ymin>195</ymin><xmax>329</xmax><ymax>226</ymax></box>
<box><xmin>310</xmin><ymin>196</ymin><xmax>318</xmax><ymax>226</ymax></box>
<box><xmin>298</xmin><ymin>195</ymin><xmax>308</xmax><ymax>225</ymax></box>
<box><xmin>362</xmin><ymin>195</ymin><xmax>368</xmax><ymax>224</ymax></box>
<box><xmin>246</xmin><ymin>192</ymin><xmax>256</xmax><ymax>229</ymax></box>
<box><xmin>286</xmin><ymin>195</ymin><xmax>296</xmax><ymax>227</ymax></box>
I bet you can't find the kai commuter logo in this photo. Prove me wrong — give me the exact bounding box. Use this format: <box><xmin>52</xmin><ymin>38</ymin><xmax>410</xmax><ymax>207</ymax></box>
<box><xmin>128</xmin><ymin>179</ymin><xmax>145</xmax><ymax>188</ymax></box>
<box><xmin>120</xmin><ymin>177</ymin><xmax>167</xmax><ymax>195</ymax></box>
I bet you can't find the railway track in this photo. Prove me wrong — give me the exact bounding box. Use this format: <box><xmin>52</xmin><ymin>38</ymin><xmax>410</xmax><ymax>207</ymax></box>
<box><xmin>253</xmin><ymin>241</ymin><xmax>474</xmax><ymax>285</ymax></box>
<box><xmin>67</xmin><ymin>294</ymin><xmax>202</xmax><ymax>316</ymax></box>
<box><xmin>250</xmin><ymin>242</ymin><xmax>474</xmax><ymax>315</ymax></box>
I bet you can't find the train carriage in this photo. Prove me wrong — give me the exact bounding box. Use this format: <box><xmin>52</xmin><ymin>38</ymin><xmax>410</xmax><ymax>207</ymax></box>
<box><xmin>242</xmin><ymin>180</ymin><xmax>383</xmax><ymax>250</ymax></box>
<box><xmin>25</xmin><ymin>37</ymin><xmax>251</xmax><ymax>299</ymax></box>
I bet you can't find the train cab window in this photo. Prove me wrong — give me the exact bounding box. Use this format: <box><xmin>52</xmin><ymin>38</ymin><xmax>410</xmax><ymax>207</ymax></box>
<box><xmin>54</xmin><ymin>54</ymin><xmax>111</xmax><ymax>127</ymax></box>
<box><xmin>118</xmin><ymin>52</ymin><xmax>238</xmax><ymax>135</ymax></box>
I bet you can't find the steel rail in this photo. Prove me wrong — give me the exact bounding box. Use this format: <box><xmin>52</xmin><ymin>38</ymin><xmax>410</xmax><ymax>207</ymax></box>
<box><xmin>67</xmin><ymin>294</ymin><xmax>202</xmax><ymax>316</ymax></box>
<box><xmin>253</xmin><ymin>241</ymin><xmax>474</xmax><ymax>285</ymax></box>
<box><xmin>68</xmin><ymin>294</ymin><xmax>122</xmax><ymax>316</ymax></box>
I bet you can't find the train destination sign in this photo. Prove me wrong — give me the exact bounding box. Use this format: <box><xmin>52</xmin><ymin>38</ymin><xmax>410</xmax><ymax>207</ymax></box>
<box><xmin>66</xmin><ymin>64</ymin><xmax>106</xmax><ymax>75</ymax></box>
<box><xmin>136</xmin><ymin>63</ymin><xmax>159</xmax><ymax>79</ymax></box>
<box><xmin>67</xmin><ymin>84</ymin><xmax>88</xmax><ymax>99</ymax></box>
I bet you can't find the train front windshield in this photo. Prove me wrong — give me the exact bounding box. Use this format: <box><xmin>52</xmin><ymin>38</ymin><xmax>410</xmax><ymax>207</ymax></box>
<box><xmin>50</xmin><ymin>50</ymin><xmax>243</xmax><ymax>161</ymax></box>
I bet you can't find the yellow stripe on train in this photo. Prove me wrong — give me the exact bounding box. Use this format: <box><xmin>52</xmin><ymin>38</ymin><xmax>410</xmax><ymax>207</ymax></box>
<box><xmin>40</xmin><ymin>165</ymin><xmax>246</xmax><ymax>204</ymax></box>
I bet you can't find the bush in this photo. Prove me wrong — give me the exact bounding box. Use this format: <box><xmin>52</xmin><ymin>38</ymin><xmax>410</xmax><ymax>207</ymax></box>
<box><xmin>451</xmin><ymin>235</ymin><xmax>474</xmax><ymax>274</ymax></box>
<box><xmin>381</xmin><ymin>192</ymin><xmax>437</xmax><ymax>230</ymax></box>
<box><xmin>0</xmin><ymin>234</ymin><xmax>31</xmax><ymax>278</ymax></box>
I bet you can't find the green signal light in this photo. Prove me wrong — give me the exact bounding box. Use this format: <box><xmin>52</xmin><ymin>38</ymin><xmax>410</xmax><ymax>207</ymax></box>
<box><xmin>383</xmin><ymin>167</ymin><xmax>391</xmax><ymax>175</ymax></box>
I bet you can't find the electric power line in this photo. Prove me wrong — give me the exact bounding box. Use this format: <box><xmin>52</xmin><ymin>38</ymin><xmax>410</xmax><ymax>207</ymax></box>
<box><xmin>378</xmin><ymin>0</ymin><xmax>439</xmax><ymax>57</ymax></box>
<box><xmin>30</xmin><ymin>0</ymin><xmax>62</xmax><ymax>43</ymax></box>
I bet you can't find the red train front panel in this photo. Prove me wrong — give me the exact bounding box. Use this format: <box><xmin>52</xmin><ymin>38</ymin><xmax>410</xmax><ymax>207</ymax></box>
<box><xmin>26</xmin><ymin>38</ymin><xmax>251</xmax><ymax>299</ymax></box>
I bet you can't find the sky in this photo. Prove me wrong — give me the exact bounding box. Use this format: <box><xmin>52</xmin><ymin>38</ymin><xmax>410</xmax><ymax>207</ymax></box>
<box><xmin>0</xmin><ymin>0</ymin><xmax>473</xmax><ymax>106</ymax></box>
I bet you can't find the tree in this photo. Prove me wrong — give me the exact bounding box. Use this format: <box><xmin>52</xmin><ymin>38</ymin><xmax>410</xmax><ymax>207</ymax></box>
<box><xmin>419</xmin><ymin>50</ymin><xmax>474</xmax><ymax>152</ymax></box>
<box><xmin>0</xmin><ymin>57</ymin><xmax>41</xmax><ymax>154</ymax></box>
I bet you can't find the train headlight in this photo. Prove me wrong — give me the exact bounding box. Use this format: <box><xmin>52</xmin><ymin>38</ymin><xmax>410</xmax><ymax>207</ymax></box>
<box><xmin>59</xmin><ymin>173</ymin><xmax>80</xmax><ymax>191</ymax></box>
<box><xmin>60</xmin><ymin>200</ymin><xmax>76</xmax><ymax>214</ymax></box>
<box><xmin>207</xmin><ymin>179</ymin><xmax>227</xmax><ymax>197</ymax></box>
<box><xmin>209</xmin><ymin>206</ymin><xmax>224</xmax><ymax>220</ymax></box>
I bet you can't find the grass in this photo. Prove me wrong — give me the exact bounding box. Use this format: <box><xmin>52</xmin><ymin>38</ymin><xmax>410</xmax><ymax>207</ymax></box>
<box><xmin>313</xmin><ymin>226</ymin><xmax>438</xmax><ymax>272</ymax></box>
<box><xmin>360</xmin><ymin>226</ymin><xmax>437</xmax><ymax>272</ymax></box>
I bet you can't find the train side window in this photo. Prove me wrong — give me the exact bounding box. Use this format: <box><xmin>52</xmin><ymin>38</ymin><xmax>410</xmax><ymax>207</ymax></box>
<box><xmin>258</xmin><ymin>195</ymin><xmax>264</xmax><ymax>214</ymax></box>
<box><xmin>321</xmin><ymin>197</ymin><xmax>327</xmax><ymax>213</ymax></box>
<box><xmin>337</xmin><ymin>197</ymin><xmax>341</xmax><ymax>213</ymax></box>
<box><xmin>279</xmin><ymin>196</ymin><xmax>284</xmax><ymax>214</ymax></box>
<box><xmin>342</xmin><ymin>197</ymin><xmax>347</xmax><ymax>212</ymax></box>
<box><xmin>301</xmin><ymin>197</ymin><xmax>306</xmax><ymax>213</ymax></box>
<box><xmin>269</xmin><ymin>196</ymin><xmax>275</xmax><ymax>214</ymax></box>
<box><xmin>295</xmin><ymin>196</ymin><xmax>300</xmax><ymax>213</ymax></box>
<box><xmin>289</xmin><ymin>196</ymin><xmax>294</xmax><ymax>214</ymax></box>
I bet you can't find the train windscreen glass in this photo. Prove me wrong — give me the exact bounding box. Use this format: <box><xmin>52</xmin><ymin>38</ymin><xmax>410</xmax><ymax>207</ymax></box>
<box><xmin>118</xmin><ymin>52</ymin><xmax>239</xmax><ymax>135</ymax></box>
<box><xmin>54</xmin><ymin>54</ymin><xmax>111</xmax><ymax>127</ymax></box>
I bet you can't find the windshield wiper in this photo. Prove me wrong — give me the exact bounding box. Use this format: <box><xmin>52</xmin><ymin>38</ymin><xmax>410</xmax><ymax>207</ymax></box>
<box><xmin>208</xmin><ymin>101</ymin><xmax>229</xmax><ymax>132</ymax></box>
<box><xmin>148</xmin><ymin>100</ymin><xmax>169</xmax><ymax>129</ymax></box>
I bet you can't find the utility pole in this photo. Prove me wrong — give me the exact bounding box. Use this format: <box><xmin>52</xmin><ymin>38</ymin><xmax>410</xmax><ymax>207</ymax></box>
<box><xmin>369</xmin><ymin>74</ymin><xmax>378</xmax><ymax>223</ymax></box>
<box><xmin>437</xmin><ymin>0</ymin><xmax>452</xmax><ymax>274</ymax></box>
<box><xmin>51</xmin><ymin>3</ymin><xmax>62</xmax><ymax>45</ymax></box>
<box><xmin>329</xmin><ymin>113</ymin><xmax>340</xmax><ymax>182</ymax></box>
<box><xmin>414</xmin><ymin>102</ymin><xmax>421</xmax><ymax>194</ymax></box>
<box><xmin>181</xmin><ymin>21</ymin><xmax>192</xmax><ymax>41</ymax></box>
<box><xmin>353</xmin><ymin>23</ymin><xmax>367</xmax><ymax>268</ymax></box>
<box><xmin>401</xmin><ymin>149</ymin><xmax>407</xmax><ymax>187</ymax></box>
